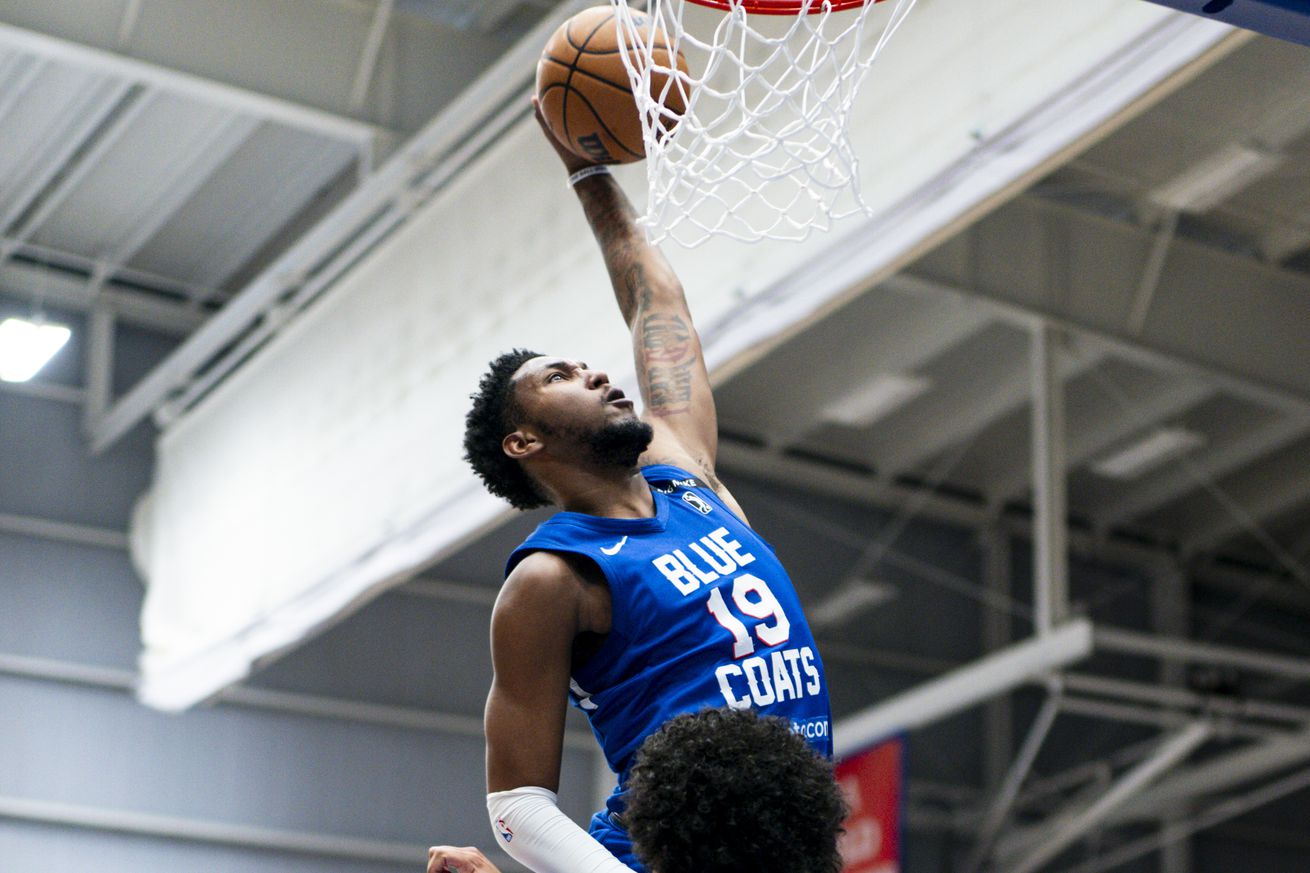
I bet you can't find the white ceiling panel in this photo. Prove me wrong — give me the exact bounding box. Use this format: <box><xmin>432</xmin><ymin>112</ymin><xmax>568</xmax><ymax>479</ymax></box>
<box><xmin>30</xmin><ymin>91</ymin><xmax>259</xmax><ymax>258</ymax></box>
<box><xmin>127</xmin><ymin>123</ymin><xmax>358</xmax><ymax>289</ymax></box>
<box><xmin>0</xmin><ymin>54</ymin><xmax>127</xmax><ymax>233</ymax></box>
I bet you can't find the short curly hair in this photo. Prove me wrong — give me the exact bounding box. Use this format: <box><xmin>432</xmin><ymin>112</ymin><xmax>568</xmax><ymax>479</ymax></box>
<box><xmin>463</xmin><ymin>348</ymin><xmax>549</xmax><ymax>511</ymax></box>
<box><xmin>626</xmin><ymin>708</ymin><xmax>847</xmax><ymax>873</ymax></box>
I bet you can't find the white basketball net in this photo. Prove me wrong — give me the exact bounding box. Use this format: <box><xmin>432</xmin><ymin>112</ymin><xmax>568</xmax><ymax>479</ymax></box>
<box><xmin>611</xmin><ymin>0</ymin><xmax>918</xmax><ymax>247</ymax></box>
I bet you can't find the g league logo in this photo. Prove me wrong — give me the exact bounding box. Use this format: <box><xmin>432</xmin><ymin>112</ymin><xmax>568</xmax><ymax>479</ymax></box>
<box><xmin>682</xmin><ymin>492</ymin><xmax>712</xmax><ymax>514</ymax></box>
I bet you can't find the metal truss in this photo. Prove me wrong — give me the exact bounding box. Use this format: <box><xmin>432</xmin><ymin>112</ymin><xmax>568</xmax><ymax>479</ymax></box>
<box><xmin>825</xmin><ymin>317</ymin><xmax>1310</xmax><ymax>872</ymax></box>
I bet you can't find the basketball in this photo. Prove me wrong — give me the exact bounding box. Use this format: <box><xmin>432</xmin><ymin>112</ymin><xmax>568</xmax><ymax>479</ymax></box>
<box><xmin>536</xmin><ymin>6</ymin><xmax>690</xmax><ymax>165</ymax></box>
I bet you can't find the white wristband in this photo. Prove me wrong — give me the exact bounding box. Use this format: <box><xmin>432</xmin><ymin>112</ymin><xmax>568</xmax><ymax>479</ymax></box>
<box><xmin>568</xmin><ymin>165</ymin><xmax>612</xmax><ymax>188</ymax></box>
<box><xmin>487</xmin><ymin>787</ymin><xmax>632</xmax><ymax>873</ymax></box>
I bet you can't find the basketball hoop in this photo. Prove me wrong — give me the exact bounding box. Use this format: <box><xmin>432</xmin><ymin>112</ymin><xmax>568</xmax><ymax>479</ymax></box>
<box><xmin>687</xmin><ymin>0</ymin><xmax>873</xmax><ymax>13</ymax></box>
<box><xmin>610</xmin><ymin>0</ymin><xmax>919</xmax><ymax>246</ymax></box>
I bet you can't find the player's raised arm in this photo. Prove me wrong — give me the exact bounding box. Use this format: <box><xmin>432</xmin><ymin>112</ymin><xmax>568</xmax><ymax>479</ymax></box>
<box><xmin>531</xmin><ymin>101</ymin><xmax>719</xmax><ymax>479</ymax></box>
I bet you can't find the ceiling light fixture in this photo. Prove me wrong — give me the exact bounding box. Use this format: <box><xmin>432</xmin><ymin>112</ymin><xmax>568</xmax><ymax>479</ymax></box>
<box><xmin>1150</xmin><ymin>143</ymin><xmax>1284</xmax><ymax>213</ymax></box>
<box><xmin>0</xmin><ymin>317</ymin><xmax>72</xmax><ymax>383</ymax></box>
<box><xmin>1090</xmin><ymin>427</ymin><xmax>1206</xmax><ymax>480</ymax></box>
<box><xmin>821</xmin><ymin>373</ymin><xmax>931</xmax><ymax>427</ymax></box>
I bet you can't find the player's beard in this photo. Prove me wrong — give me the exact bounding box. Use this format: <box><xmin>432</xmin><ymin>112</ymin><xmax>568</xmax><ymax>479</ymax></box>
<box><xmin>585</xmin><ymin>417</ymin><xmax>654</xmax><ymax>469</ymax></box>
<box><xmin>533</xmin><ymin>413</ymin><xmax>653</xmax><ymax>470</ymax></box>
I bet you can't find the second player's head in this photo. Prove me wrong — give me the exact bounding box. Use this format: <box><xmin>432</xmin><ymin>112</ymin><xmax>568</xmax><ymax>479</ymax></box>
<box><xmin>626</xmin><ymin>708</ymin><xmax>848</xmax><ymax>873</ymax></box>
<box><xmin>464</xmin><ymin>348</ymin><xmax>653</xmax><ymax>510</ymax></box>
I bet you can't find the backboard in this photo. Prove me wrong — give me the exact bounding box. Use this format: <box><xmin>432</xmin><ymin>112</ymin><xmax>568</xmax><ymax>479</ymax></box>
<box><xmin>1144</xmin><ymin>0</ymin><xmax>1310</xmax><ymax>48</ymax></box>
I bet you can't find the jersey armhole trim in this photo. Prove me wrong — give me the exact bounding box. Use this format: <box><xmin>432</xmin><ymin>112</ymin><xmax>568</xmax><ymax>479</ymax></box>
<box><xmin>508</xmin><ymin>545</ymin><xmax>632</xmax><ymax>681</ymax></box>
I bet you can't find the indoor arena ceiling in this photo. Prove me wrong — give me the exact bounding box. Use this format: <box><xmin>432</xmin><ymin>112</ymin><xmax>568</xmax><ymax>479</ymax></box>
<box><xmin>0</xmin><ymin>0</ymin><xmax>553</xmax><ymax>335</ymax></box>
<box><xmin>712</xmin><ymin>31</ymin><xmax>1310</xmax><ymax>584</ymax></box>
<box><xmin>0</xmin><ymin>3</ymin><xmax>1307</xmax><ymax>583</ymax></box>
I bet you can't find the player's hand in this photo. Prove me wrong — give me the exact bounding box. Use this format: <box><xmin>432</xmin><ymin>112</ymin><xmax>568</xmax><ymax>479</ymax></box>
<box><xmin>427</xmin><ymin>845</ymin><xmax>501</xmax><ymax>873</ymax></box>
<box><xmin>531</xmin><ymin>96</ymin><xmax>597</xmax><ymax>175</ymax></box>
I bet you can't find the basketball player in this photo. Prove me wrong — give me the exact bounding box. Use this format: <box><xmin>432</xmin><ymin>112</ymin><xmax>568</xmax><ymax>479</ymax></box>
<box><xmin>427</xmin><ymin>708</ymin><xmax>846</xmax><ymax>873</ymax></box>
<box><xmin>459</xmin><ymin>101</ymin><xmax>833</xmax><ymax>873</ymax></box>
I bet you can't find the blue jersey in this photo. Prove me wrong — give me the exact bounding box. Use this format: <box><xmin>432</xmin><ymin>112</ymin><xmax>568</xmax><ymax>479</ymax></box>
<box><xmin>506</xmin><ymin>465</ymin><xmax>832</xmax><ymax>866</ymax></box>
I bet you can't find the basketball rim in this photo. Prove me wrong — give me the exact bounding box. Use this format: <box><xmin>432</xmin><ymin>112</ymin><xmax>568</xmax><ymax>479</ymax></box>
<box><xmin>685</xmin><ymin>0</ymin><xmax>879</xmax><ymax>14</ymax></box>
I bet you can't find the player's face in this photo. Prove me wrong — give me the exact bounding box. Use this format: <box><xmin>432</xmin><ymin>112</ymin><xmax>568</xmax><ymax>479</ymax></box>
<box><xmin>511</xmin><ymin>356</ymin><xmax>638</xmax><ymax>440</ymax></box>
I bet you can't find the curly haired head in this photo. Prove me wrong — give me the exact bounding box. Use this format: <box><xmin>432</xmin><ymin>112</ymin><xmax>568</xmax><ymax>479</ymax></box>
<box><xmin>626</xmin><ymin>708</ymin><xmax>847</xmax><ymax>873</ymax></box>
<box><xmin>463</xmin><ymin>348</ymin><xmax>549</xmax><ymax>511</ymax></box>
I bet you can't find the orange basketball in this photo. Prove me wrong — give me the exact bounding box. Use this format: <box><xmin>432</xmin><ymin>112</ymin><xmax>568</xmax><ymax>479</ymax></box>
<box><xmin>536</xmin><ymin>6</ymin><xmax>690</xmax><ymax>164</ymax></box>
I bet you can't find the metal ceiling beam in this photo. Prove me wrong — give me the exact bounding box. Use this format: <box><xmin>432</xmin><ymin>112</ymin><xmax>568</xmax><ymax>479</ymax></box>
<box><xmin>348</xmin><ymin>0</ymin><xmax>393</xmax><ymax>114</ymax></box>
<box><xmin>0</xmin><ymin>794</ymin><xmax>424</xmax><ymax>866</ymax></box>
<box><xmin>1058</xmin><ymin>695</ymin><xmax>1245</xmax><ymax>735</ymax></box>
<box><xmin>1151</xmin><ymin>557</ymin><xmax>1192</xmax><ymax>873</ymax></box>
<box><xmin>1095</xmin><ymin>625</ymin><xmax>1310</xmax><ymax>682</ymax></box>
<box><xmin>911</xmin><ymin>193</ymin><xmax>1310</xmax><ymax>412</ymax></box>
<box><xmin>2</xmin><ymin>235</ymin><xmax>215</xmax><ymax>301</ymax></box>
<box><xmin>0</xmin><ymin>379</ymin><xmax>84</xmax><ymax>405</ymax></box>
<box><xmin>1065</xmin><ymin>764</ymin><xmax>1310</xmax><ymax>873</ymax></box>
<box><xmin>0</xmin><ymin>22</ymin><xmax>384</xmax><ymax>147</ymax></box>
<box><xmin>1002</xmin><ymin>721</ymin><xmax>1213</xmax><ymax>872</ymax></box>
<box><xmin>1179</xmin><ymin>449</ymin><xmax>1310</xmax><ymax>554</ymax></box>
<box><xmin>967</xmin><ymin>680</ymin><xmax>1063</xmax><ymax>873</ymax></box>
<box><xmin>875</xmin><ymin>339</ymin><xmax>1107</xmax><ymax>478</ymax></box>
<box><xmin>1095</xmin><ymin>412</ymin><xmax>1310</xmax><ymax>525</ymax></box>
<box><xmin>0</xmin><ymin>263</ymin><xmax>207</xmax><ymax>336</ymax></box>
<box><xmin>1</xmin><ymin>87</ymin><xmax>153</xmax><ymax>249</ymax></box>
<box><xmin>1064</xmin><ymin>672</ymin><xmax>1310</xmax><ymax>728</ymax></box>
<box><xmin>988</xmin><ymin>378</ymin><xmax>1216</xmax><ymax>501</ymax></box>
<box><xmin>0</xmin><ymin>78</ymin><xmax>133</xmax><ymax>236</ymax></box>
<box><xmin>1000</xmin><ymin>726</ymin><xmax>1310</xmax><ymax>847</ymax></box>
<box><xmin>116</xmin><ymin>0</ymin><xmax>144</xmax><ymax>48</ymax></box>
<box><xmin>1108</xmin><ymin>725</ymin><xmax>1310</xmax><ymax>827</ymax></box>
<box><xmin>83</xmin><ymin>303</ymin><xmax>114</xmax><ymax>434</ymax></box>
<box><xmin>0</xmin><ymin>512</ymin><xmax>128</xmax><ymax>551</ymax></box>
<box><xmin>982</xmin><ymin>523</ymin><xmax>1013</xmax><ymax>795</ymax></box>
<box><xmin>1014</xmin><ymin>734</ymin><xmax>1167</xmax><ymax>813</ymax></box>
<box><xmin>1031</xmin><ymin>322</ymin><xmax>1070</xmax><ymax>632</ymax></box>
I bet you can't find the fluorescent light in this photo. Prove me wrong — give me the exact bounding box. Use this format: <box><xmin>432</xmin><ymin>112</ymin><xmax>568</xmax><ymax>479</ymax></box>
<box><xmin>0</xmin><ymin>317</ymin><xmax>71</xmax><ymax>382</ymax></box>
<box><xmin>821</xmin><ymin>373</ymin><xmax>930</xmax><ymax>427</ymax></box>
<box><xmin>809</xmin><ymin>578</ymin><xmax>898</xmax><ymax>631</ymax></box>
<box><xmin>1091</xmin><ymin>427</ymin><xmax>1206</xmax><ymax>480</ymax></box>
<box><xmin>1150</xmin><ymin>143</ymin><xmax>1284</xmax><ymax>213</ymax></box>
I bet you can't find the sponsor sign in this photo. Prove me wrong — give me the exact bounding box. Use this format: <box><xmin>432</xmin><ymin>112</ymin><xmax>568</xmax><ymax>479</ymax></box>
<box><xmin>836</xmin><ymin>736</ymin><xmax>904</xmax><ymax>873</ymax></box>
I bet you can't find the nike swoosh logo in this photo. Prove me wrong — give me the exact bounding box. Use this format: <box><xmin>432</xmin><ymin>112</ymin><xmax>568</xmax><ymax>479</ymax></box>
<box><xmin>600</xmin><ymin>536</ymin><xmax>629</xmax><ymax>556</ymax></box>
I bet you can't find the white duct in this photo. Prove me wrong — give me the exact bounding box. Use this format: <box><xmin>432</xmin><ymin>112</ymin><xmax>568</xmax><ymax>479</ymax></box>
<box><xmin>833</xmin><ymin>619</ymin><xmax>1093</xmax><ymax>757</ymax></box>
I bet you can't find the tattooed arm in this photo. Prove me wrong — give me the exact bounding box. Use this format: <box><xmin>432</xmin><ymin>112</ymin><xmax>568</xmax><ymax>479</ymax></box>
<box><xmin>532</xmin><ymin>100</ymin><xmax>743</xmax><ymax>518</ymax></box>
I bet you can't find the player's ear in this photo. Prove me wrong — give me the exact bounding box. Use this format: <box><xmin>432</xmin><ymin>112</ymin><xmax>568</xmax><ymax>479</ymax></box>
<box><xmin>503</xmin><ymin>428</ymin><xmax>542</xmax><ymax>461</ymax></box>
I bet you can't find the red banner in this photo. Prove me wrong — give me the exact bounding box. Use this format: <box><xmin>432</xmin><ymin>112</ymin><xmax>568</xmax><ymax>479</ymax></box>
<box><xmin>835</xmin><ymin>737</ymin><xmax>904</xmax><ymax>873</ymax></box>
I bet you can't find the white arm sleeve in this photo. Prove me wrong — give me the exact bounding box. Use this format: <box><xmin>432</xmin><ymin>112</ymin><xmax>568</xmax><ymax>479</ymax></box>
<box><xmin>486</xmin><ymin>787</ymin><xmax>634</xmax><ymax>873</ymax></box>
